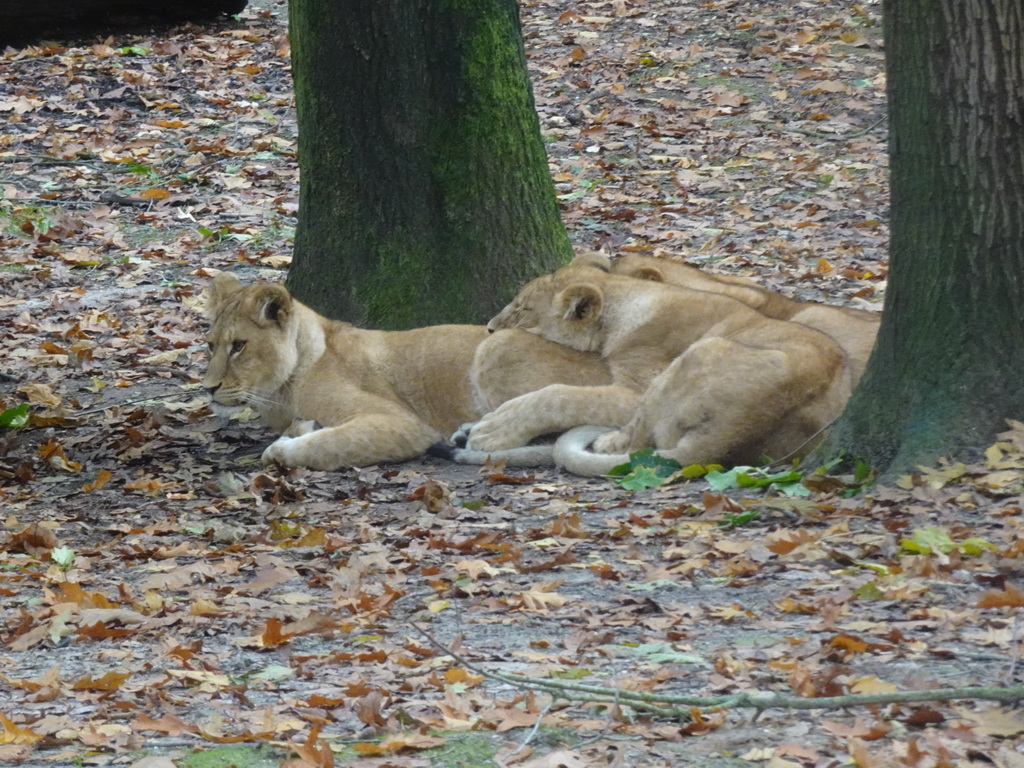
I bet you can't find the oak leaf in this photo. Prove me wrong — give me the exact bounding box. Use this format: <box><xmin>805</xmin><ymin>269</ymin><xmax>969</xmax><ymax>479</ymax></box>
<box><xmin>976</xmin><ymin>584</ymin><xmax>1024</xmax><ymax>609</ymax></box>
<box><xmin>519</xmin><ymin>582</ymin><xmax>569</xmax><ymax>612</ymax></box>
<box><xmin>131</xmin><ymin>713</ymin><xmax>197</xmax><ymax>737</ymax></box>
<box><xmin>354</xmin><ymin>731</ymin><xmax>445</xmax><ymax>756</ymax></box>
<box><xmin>965</xmin><ymin>708</ymin><xmax>1024</xmax><ymax>737</ymax></box>
<box><xmin>0</xmin><ymin>712</ymin><xmax>42</xmax><ymax>745</ymax></box>
<box><xmin>849</xmin><ymin>675</ymin><xmax>897</xmax><ymax>694</ymax></box>
<box><xmin>442</xmin><ymin>668</ymin><xmax>483</xmax><ymax>687</ymax></box>
<box><xmin>38</xmin><ymin>439</ymin><xmax>81</xmax><ymax>473</ymax></box>
<box><xmin>6</xmin><ymin>522</ymin><xmax>58</xmax><ymax>557</ymax></box>
<box><xmin>82</xmin><ymin>469</ymin><xmax>112</xmax><ymax>492</ymax></box>
<box><xmin>71</xmin><ymin>670</ymin><xmax>131</xmax><ymax>692</ymax></box>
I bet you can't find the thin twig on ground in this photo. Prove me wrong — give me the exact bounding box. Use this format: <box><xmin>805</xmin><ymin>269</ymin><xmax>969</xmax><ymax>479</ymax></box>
<box><xmin>409</xmin><ymin>620</ymin><xmax>1024</xmax><ymax>718</ymax></box>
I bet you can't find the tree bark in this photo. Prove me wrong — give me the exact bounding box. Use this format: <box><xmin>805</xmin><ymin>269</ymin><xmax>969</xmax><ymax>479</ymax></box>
<box><xmin>812</xmin><ymin>0</ymin><xmax>1024</xmax><ymax>477</ymax></box>
<box><xmin>286</xmin><ymin>0</ymin><xmax>572</xmax><ymax>329</ymax></box>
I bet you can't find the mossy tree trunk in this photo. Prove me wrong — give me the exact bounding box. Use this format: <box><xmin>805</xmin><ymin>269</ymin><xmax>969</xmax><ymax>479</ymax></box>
<box><xmin>812</xmin><ymin>0</ymin><xmax>1024</xmax><ymax>477</ymax></box>
<box><xmin>285</xmin><ymin>0</ymin><xmax>571</xmax><ymax>329</ymax></box>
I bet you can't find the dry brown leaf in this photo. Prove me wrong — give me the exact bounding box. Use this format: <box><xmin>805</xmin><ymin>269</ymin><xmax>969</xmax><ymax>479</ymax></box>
<box><xmin>6</xmin><ymin>522</ymin><xmax>58</xmax><ymax>557</ymax></box>
<box><xmin>966</xmin><ymin>708</ymin><xmax>1024</xmax><ymax>737</ymax></box>
<box><xmin>131</xmin><ymin>713</ymin><xmax>197</xmax><ymax>737</ymax></box>
<box><xmin>71</xmin><ymin>670</ymin><xmax>131</xmax><ymax>692</ymax></box>
<box><xmin>442</xmin><ymin>667</ymin><xmax>484</xmax><ymax>687</ymax></box>
<box><xmin>849</xmin><ymin>675</ymin><xmax>898</xmax><ymax>694</ymax></box>
<box><xmin>128</xmin><ymin>757</ymin><xmax>178</xmax><ymax>768</ymax></box>
<box><xmin>37</xmin><ymin>439</ymin><xmax>81</xmax><ymax>472</ymax></box>
<box><xmin>519</xmin><ymin>582</ymin><xmax>569</xmax><ymax>612</ymax></box>
<box><xmin>17</xmin><ymin>382</ymin><xmax>61</xmax><ymax>406</ymax></box>
<box><xmin>765</xmin><ymin>528</ymin><xmax>816</xmax><ymax>555</ymax></box>
<box><xmin>977</xmin><ymin>583</ymin><xmax>1024</xmax><ymax>609</ymax></box>
<box><xmin>0</xmin><ymin>712</ymin><xmax>43</xmax><ymax>745</ymax></box>
<box><xmin>82</xmin><ymin>469</ymin><xmax>112</xmax><ymax>492</ymax></box>
<box><xmin>518</xmin><ymin>750</ymin><xmax>588</xmax><ymax>768</ymax></box>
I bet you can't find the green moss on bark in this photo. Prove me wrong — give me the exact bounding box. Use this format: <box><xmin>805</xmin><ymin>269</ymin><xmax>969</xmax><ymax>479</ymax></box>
<box><xmin>287</xmin><ymin>0</ymin><xmax>570</xmax><ymax>329</ymax></box>
<box><xmin>810</xmin><ymin>0</ymin><xmax>1024</xmax><ymax>478</ymax></box>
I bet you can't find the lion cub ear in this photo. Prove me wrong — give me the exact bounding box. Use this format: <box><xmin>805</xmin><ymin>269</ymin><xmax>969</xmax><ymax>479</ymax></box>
<box><xmin>250</xmin><ymin>284</ymin><xmax>294</xmax><ymax>328</ymax></box>
<box><xmin>559</xmin><ymin>283</ymin><xmax>604</xmax><ymax>325</ymax></box>
<box><xmin>205</xmin><ymin>272</ymin><xmax>243</xmax><ymax>319</ymax></box>
<box><xmin>626</xmin><ymin>266</ymin><xmax>665</xmax><ymax>282</ymax></box>
<box><xmin>569</xmin><ymin>251</ymin><xmax>612</xmax><ymax>272</ymax></box>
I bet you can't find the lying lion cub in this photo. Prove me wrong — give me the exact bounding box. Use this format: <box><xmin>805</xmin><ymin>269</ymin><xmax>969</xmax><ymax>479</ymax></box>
<box><xmin>609</xmin><ymin>253</ymin><xmax>879</xmax><ymax>384</ymax></box>
<box><xmin>203</xmin><ymin>273</ymin><xmax>611</xmax><ymax>470</ymax></box>
<box><xmin>462</xmin><ymin>260</ymin><xmax>852</xmax><ymax>476</ymax></box>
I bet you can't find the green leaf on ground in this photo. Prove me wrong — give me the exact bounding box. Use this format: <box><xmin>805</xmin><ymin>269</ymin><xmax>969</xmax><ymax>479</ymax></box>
<box><xmin>617</xmin><ymin>464</ymin><xmax>671</xmax><ymax>491</ymax></box>
<box><xmin>610</xmin><ymin>449</ymin><xmax>682</xmax><ymax>489</ymax></box>
<box><xmin>0</xmin><ymin>402</ymin><xmax>29</xmax><ymax>428</ymax></box>
<box><xmin>900</xmin><ymin>527</ymin><xmax>955</xmax><ymax>554</ymax></box>
<box><xmin>608</xmin><ymin>448</ymin><xmax>680</xmax><ymax>477</ymax></box>
<box><xmin>51</xmin><ymin>547</ymin><xmax>76</xmax><ymax>570</ymax></box>
<box><xmin>706</xmin><ymin>465</ymin><xmax>810</xmax><ymax>496</ymax></box>
<box><xmin>718</xmin><ymin>510</ymin><xmax>761</xmax><ymax>528</ymax></box>
<box><xmin>900</xmin><ymin>526</ymin><xmax>997</xmax><ymax>556</ymax></box>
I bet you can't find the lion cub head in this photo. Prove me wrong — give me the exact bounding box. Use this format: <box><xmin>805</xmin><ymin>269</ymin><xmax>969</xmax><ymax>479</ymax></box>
<box><xmin>487</xmin><ymin>263</ymin><xmax>608</xmax><ymax>353</ymax></box>
<box><xmin>203</xmin><ymin>273</ymin><xmax>299</xmax><ymax>410</ymax></box>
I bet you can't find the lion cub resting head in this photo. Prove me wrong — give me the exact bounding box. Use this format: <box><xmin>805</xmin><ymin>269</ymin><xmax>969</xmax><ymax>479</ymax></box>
<box><xmin>471</xmin><ymin>260</ymin><xmax>852</xmax><ymax>476</ymax></box>
<box><xmin>203</xmin><ymin>273</ymin><xmax>488</xmax><ymax>470</ymax></box>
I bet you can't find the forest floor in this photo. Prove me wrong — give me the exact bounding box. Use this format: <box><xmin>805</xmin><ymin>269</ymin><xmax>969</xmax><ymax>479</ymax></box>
<box><xmin>3</xmin><ymin>1</ymin><xmax>1024</xmax><ymax>767</ymax></box>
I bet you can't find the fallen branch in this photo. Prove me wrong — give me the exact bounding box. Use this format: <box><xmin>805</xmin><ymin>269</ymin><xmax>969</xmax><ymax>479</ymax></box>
<box><xmin>409</xmin><ymin>621</ymin><xmax>1024</xmax><ymax>717</ymax></box>
<box><xmin>775</xmin><ymin>115</ymin><xmax>887</xmax><ymax>141</ymax></box>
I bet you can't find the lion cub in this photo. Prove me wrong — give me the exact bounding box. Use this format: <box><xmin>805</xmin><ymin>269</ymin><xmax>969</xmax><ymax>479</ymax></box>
<box><xmin>203</xmin><ymin>273</ymin><xmax>490</xmax><ymax>469</ymax></box>
<box><xmin>465</xmin><ymin>261</ymin><xmax>852</xmax><ymax>475</ymax></box>
<box><xmin>203</xmin><ymin>273</ymin><xmax>613</xmax><ymax>470</ymax></box>
<box><xmin>609</xmin><ymin>253</ymin><xmax>879</xmax><ymax>384</ymax></box>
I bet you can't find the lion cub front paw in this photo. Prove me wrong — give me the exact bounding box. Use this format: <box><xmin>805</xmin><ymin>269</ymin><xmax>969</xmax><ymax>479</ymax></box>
<box><xmin>466</xmin><ymin>414</ymin><xmax>532</xmax><ymax>452</ymax></box>
<box><xmin>262</xmin><ymin>436</ymin><xmax>297</xmax><ymax>466</ymax></box>
<box><xmin>591</xmin><ymin>429</ymin><xmax>631</xmax><ymax>454</ymax></box>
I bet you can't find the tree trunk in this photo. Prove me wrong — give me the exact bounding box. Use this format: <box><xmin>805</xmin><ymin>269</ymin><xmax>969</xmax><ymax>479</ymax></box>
<box><xmin>286</xmin><ymin>0</ymin><xmax>571</xmax><ymax>329</ymax></box>
<box><xmin>812</xmin><ymin>0</ymin><xmax>1024</xmax><ymax>477</ymax></box>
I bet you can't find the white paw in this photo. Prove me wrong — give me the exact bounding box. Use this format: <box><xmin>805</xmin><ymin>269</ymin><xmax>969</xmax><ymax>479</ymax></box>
<box><xmin>592</xmin><ymin>429</ymin><xmax>630</xmax><ymax>454</ymax></box>
<box><xmin>261</xmin><ymin>435</ymin><xmax>297</xmax><ymax>466</ymax></box>
<box><xmin>466</xmin><ymin>412</ymin><xmax>533</xmax><ymax>452</ymax></box>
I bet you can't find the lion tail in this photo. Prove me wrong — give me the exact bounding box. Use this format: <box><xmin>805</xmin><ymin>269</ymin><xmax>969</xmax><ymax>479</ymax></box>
<box><xmin>427</xmin><ymin>441</ymin><xmax>555</xmax><ymax>468</ymax></box>
<box><xmin>552</xmin><ymin>425</ymin><xmax>627</xmax><ymax>477</ymax></box>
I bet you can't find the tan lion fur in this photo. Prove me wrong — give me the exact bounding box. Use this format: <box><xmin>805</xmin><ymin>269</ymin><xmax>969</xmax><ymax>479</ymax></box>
<box><xmin>607</xmin><ymin>253</ymin><xmax>880</xmax><ymax>384</ymax></box>
<box><xmin>465</xmin><ymin>260</ymin><xmax>852</xmax><ymax>475</ymax></box>
<box><xmin>203</xmin><ymin>273</ymin><xmax>612</xmax><ymax>470</ymax></box>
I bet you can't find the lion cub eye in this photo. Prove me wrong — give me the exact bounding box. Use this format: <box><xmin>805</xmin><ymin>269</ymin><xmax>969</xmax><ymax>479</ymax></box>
<box><xmin>231</xmin><ymin>340</ymin><xmax>247</xmax><ymax>355</ymax></box>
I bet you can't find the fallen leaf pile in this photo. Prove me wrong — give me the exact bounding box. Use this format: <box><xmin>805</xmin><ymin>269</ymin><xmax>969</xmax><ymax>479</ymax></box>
<box><xmin>3</xmin><ymin>1</ymin><xmax>1022</xmax><ymax>767</ymax></box>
